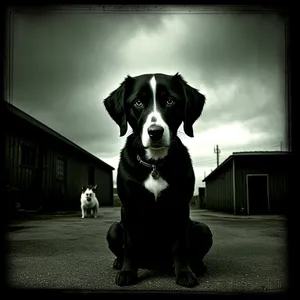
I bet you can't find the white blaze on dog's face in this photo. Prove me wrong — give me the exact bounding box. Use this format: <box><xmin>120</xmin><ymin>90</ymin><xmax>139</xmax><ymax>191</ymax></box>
<box><xmin>141</xmin><ymin>76</ymin><xmax>170</xmax><ymax>161</ymax></box>
<box><xmin>103</xmin><ymin>72</ymin><xmax>206</xmax><ymax>158</ymax></box>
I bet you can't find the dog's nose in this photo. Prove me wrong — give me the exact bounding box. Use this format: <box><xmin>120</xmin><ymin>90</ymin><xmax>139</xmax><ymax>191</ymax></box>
<box><xmin>148</xmin><ymin>125</ymin><xmax>164</xmax><ymax>141</ymax></box>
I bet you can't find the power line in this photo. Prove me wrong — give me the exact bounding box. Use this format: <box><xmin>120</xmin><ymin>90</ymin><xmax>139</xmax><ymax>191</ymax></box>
<box><xmin>193</xmin><ymin>141</ymin><xmax>285</xmax><ymax>166</ymax></box>
<box><xmin>192</xmin><ymin>157</ymin><xmax>216</xmax><ymax>164</ymax></box>
<box><xmin>194</xmin><ymin>158</ymin><xmax>215</xmax><ymax>163</ymax></box>
<box><xmin>193</xmin><ymin>160</ymin><xmax>216</xmax><ymax>167</ymax></box>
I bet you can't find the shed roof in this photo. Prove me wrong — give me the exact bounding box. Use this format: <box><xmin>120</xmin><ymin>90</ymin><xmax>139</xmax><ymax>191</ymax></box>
<box><xmin>202</xmin><ymin>151</ymin><xmax>290</xmax><ymax>182</ymax></box>
<box><xmin>4</xmin><ymin>102</ymin><xmax>115</xmax><ymax>171</ymax></box>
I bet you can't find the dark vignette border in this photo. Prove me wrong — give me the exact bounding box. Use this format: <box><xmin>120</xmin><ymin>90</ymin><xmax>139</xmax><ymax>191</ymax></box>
<box><xmin>1</xmin><ymin>1</ymin><xmax>295</xmax><ymax>298</ymax></box>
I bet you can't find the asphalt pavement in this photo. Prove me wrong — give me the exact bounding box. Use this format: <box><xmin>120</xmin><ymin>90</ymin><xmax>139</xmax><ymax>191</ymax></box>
<box><xmin>6</xmin><ymin>207</ymin><xmax>288</xmax><ymax>292</ymax></box>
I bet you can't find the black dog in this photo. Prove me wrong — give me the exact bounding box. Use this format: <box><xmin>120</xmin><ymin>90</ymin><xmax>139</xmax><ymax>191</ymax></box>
<box><xmin>104</xmin><ymin>73</ymin><xmax>213</xmax><ymax>287</ymax></box>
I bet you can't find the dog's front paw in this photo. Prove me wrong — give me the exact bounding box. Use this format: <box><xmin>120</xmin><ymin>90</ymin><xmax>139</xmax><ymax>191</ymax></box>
<box><xmin>81</xmin><ymin>216</ymin><xmax>84</xmax><ymax>219</ymax></box>
<box><xmin>113</xmin><ymin>258</ymin><xmax>123</xmax><ymax>270</ymax></box>
<box><xmin>192</xmin><ymin>261</ymin><xmax>207</xmax><ymax>277</ymax></box>
<box><xmin>115</xmin><ymin>270</ymin><xmax>138</xmax><ymax>286</ymax></box>
<box><xmin>176</xmin><ymin>270</ymin><xmax>198</xmax><ymax>288</ymax></box>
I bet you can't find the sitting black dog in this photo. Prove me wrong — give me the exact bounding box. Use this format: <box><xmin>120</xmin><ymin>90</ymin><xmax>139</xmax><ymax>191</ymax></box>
<box><xmin>104</xmin><ymin>73</ymin><xmax>213</xmax><ymax>287</ymax></box>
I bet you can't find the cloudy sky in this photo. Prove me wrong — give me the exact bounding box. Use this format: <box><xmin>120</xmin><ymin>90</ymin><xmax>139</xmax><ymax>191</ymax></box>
<box><xmin>7</xmin><ymin>6</ymin><xmax>287</xmax><ymax>194</ymax></box>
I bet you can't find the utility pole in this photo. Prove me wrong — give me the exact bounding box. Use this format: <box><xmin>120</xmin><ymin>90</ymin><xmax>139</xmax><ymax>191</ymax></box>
<box><xmin>204</xmin><ymin>171</ymin><xmax>206</xmax><ymax>178</ymax></box>
<box><xmin>214</xmin><ymin>145</ymin><xmax>221</xmax><ymax>167</ymax></box>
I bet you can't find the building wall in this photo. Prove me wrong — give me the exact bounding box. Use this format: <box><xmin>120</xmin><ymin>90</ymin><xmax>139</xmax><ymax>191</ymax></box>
<box><xmin>205</xmin><ymin>162</ymin><xmax>234</xmax><ymax>213</ymax></box>
<box><xmin>42</xmin><ymin>145</ymin><xmax>63</xmax><ymax>210</ymax></box>
<box><xmin>64</xmin><ymin>155</ymin><xmax>88</xmax><ymax>210</ymax></box>
<box><xmin>204</xmin><ymin>154</ymin><xmax>290</xmax><ymax>215</ymax></box>
<box><xmin>5</xmin><ymin>115</ymin><xmax>114</xmax><ymax>211</ymax></box>
<box><xmin>58</xmin><ymin>152</ymin><xmax>113</xmax><ymax>209</ymax></box>
<box><xmin>234</xmin><ymin>155</ymin><xmax>289</xmax><ymax>214</ymax></box>
<box><xmin>268</xmin><ymin>170</ymin><xmax>288</xmax><ymax>214</ymax></box>
<box><xmin>5</xmin><ymin>130</ymin><xmax>42</xmax><ymax>209</ymax></box>
<box><xmin>95</xmin><ymin>167</ymin><xmax>113</xmax><ymax>206</ymax></box>
<box><xmin>5</xmin><ymin>128</ymin><xmax>70</xmax><ymax>210</ymax></box>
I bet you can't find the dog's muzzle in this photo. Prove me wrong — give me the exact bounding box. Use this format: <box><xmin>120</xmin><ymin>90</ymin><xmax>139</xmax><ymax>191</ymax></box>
<box><xmin>148</xmin><ymin>124</ymin><xmax>164</xmax><ymax>143</ymax></box>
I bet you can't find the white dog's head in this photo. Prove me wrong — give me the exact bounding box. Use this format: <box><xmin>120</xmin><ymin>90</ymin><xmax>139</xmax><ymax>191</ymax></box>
<box><xmin>81</xmin><ymin>185</ymin><xmax>97</xmax><ymax>202</ymax></box>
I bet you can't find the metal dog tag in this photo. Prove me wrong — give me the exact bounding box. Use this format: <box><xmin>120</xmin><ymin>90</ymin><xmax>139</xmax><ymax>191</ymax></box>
<box><xmin>151</xmin><ymin>167</ymin><xmax>159</xmax><ymax>179</ymax></box>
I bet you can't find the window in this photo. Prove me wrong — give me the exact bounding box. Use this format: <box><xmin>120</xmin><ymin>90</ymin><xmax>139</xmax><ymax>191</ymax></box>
<box><xmin>21</xmin><ymin>144</ymin><xmax>37</xmax><ymax>167</ymax></box>
<box><xmin>56</xmin><ymin>157</ymin><xmax>66</xmax><ymax>180</ymax></box>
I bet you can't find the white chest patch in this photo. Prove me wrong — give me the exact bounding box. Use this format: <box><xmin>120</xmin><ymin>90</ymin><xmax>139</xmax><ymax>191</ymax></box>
<box><xmin>143</xmin><ymin>174</ymin><xmax>168</xmax><ymax>201</ymax></box>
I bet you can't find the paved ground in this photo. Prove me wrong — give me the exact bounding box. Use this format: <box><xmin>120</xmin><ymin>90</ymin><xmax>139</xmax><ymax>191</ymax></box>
<box><xmin>6</xmin><ymin>207</ymin><xmax>288</xmax><ymax>292</ymax></box>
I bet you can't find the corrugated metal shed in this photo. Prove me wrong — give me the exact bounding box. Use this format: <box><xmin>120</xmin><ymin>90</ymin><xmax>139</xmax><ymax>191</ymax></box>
<box><xmin>203</xmin><ymin>151</ymin><xmax>290</xmax><ymax>215</ymax></box>
<box><xmin>4</xmin><ymin>102</ymin><xmax>115</xmax><ymax>212</ymax></box>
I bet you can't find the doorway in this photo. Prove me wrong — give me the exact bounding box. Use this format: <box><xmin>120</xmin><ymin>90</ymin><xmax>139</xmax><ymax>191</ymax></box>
<box><xmin>246</xmin><ymin>174</ymin><xmax>269</xmax><ymax>215</ymax></box>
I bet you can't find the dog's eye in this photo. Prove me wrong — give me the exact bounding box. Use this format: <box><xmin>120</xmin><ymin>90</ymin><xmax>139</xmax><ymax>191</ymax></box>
<box><xmin>134</xmin><ymin>100</ymin><xmax>143</xmax><ymax>107</ymax></box>
<box><xmin>166</xmin><ymin>97</ymin><xmax>175</xmax><ymax>107</ymax></box>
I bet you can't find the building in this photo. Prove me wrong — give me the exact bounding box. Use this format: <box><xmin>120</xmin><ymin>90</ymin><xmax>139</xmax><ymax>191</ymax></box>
<box><xmin>198</xmin><ymin>187</ymin><xmax>206</xmax><ymax>209</ymax></box>
<box><xmin>202</xmin><ymin>151</ymin><xmax>291</xmax><ymax>215</ymax></box>
<box><xmin>4</xmin><ymin>102</ymin><xmax>115</xmax><ymax>212</ymax></box>
<box><xmin>113</xmin><ymin>187</ymin><xmax>122</xmax><ymax>207</ymax></box>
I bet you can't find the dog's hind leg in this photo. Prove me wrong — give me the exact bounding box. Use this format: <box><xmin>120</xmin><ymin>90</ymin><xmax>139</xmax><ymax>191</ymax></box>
<box><xmin>187</xmin><ymin>220</ymin><xmax>213</xmax><ymax>277</ymax></box>
<box><xmin>106</xmin><ymin>222</ymin><xmax>124</xmax><ymax>270</ymax></box>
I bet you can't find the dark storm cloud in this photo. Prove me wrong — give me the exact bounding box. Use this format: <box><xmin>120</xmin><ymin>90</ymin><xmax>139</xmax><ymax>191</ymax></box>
<box><xmin>198</xmin><ymin>75</ymin><xmax>285</xmax><ymax>137</ymax></box>
<box><xmin>10</xmin><ymin>9</ymin><xmax>287</xmax><ymax>164</ymax></box>
<box><xmin>176</xmin><ymin>13</ymin><xmax>285</xmax><ymax>86</ymax></box>
<box><xmin>170</xmin><ymin>13</ymin><xmax>286</xmax><ymax>142</ymax></box>
<box><xmin>13</xmin><ymin>11</ymin><xmax>167</xmax><ymax>104</ymax></box>
<box><xmin>115</xmin><ymin>12</ymin><xmax>286</xmax><ymax>148</ymax></box>
<box><xmin>11</xmin><ymin>10</ymin><xmax>168</xmax><ymax>155</ymax></box>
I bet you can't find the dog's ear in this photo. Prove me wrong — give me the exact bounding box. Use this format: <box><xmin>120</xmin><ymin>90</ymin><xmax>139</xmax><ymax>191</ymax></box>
<box><xmin>82</xmin><ymin>185</ymin><xmax>86</xmax><ymax>192</ymax></box>
<box><xmin>103</xmin><ymin>75</ymin><xmax>133</xmax><ymax>137</ymax></box>
<box><xmin>92</xmin><ymin>184</ymin><xmax>97</xmax><ymax>191</ymax></box>
<box><xmin>173</xmin><ymin>73</ymin><xmax>205</xmax><ymax>138</ymax></box>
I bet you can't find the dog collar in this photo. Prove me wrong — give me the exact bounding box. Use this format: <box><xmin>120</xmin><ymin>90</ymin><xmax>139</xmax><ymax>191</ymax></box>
<box><xmin>136</xmin><ymin>155</ymin><xmax>162</xmax><ymax>180</ymax></box>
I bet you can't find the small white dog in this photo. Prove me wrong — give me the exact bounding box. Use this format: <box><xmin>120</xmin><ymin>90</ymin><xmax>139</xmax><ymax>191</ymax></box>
<box><xmin>80</xmin><ymin>185</ymin><xmax>99</xmax><ymax>219</ymax></box>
